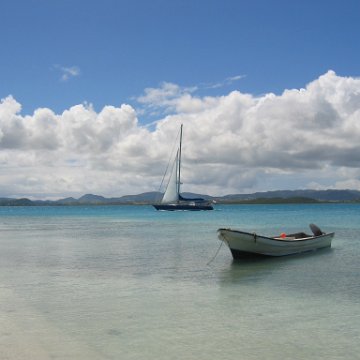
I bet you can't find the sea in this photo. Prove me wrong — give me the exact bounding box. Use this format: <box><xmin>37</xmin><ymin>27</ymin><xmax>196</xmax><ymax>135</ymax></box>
<box><xmin>0</xmin><ymin>203</ymin><xmax>359</xmax><ymax>360</ymax></box>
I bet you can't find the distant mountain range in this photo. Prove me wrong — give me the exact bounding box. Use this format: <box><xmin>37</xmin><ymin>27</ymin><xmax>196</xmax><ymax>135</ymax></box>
<box><xmin>1</xmin><ymin>189</ymin><xmax>360</xmax><ymax>206</ymax></box>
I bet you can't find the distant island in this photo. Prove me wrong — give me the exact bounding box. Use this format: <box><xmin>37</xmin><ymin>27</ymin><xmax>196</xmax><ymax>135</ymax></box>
<box><xmin>1</xmin><ymin>189</ymin><xmax>360</xmax><ymax>206</ymax></box>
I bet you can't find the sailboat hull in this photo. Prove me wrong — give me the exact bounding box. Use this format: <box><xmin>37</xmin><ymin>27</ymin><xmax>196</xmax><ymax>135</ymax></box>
<box><xmin>153</xmin><ymin>203</ymin><xmax>213</xmax><ymax>211</ymax></box>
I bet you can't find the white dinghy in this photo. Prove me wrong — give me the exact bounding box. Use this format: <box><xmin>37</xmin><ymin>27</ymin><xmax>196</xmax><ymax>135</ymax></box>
<box><xmin>217</xmin><ymin>224</ymin><xmax>334</xmax><ymax>258</ymax></box>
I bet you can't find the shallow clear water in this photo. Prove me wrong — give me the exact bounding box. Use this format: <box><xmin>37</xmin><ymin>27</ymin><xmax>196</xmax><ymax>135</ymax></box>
<box><xmin>0</xmin><ymin>204</ymin><xmax>359</xmax><ymax>359</ymax></box>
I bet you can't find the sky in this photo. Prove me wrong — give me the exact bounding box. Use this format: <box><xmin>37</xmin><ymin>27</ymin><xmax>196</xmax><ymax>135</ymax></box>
<box><xmin>1</xmin><ymin>0</ymin><xmax>360</xmax><ymax>199</ymax></box>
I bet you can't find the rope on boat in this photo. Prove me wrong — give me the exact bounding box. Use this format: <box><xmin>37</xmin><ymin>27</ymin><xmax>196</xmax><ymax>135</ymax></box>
<box><xmin>206</xmin><ymin>241</ymin><xmax>224</xmax><ymax>266</ymax></box>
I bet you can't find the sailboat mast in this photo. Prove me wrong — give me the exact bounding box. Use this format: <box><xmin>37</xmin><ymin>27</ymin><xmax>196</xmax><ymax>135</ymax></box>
<box><xmin>177</xmin><ymin>124</ymin><xmax>183</xmax><ymax>197</ymax></box>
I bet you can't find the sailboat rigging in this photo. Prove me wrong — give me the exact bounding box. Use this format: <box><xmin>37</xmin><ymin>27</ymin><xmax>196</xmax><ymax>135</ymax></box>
<box><xmin>153</xmin><ymin>124</ymin><xmax>214</xmax><ymax>211</ymax></box>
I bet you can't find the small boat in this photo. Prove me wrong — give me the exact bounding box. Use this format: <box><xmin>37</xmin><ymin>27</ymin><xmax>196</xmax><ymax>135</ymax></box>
<box><xmin>153</xmin><ymin>124</ymin><xmax>214</xmax><ymax>211</ymax></box>
<box><xmin>217</xmin><ymin>224</ymin><xmax>334</xmax><ymax>258</ymax></box>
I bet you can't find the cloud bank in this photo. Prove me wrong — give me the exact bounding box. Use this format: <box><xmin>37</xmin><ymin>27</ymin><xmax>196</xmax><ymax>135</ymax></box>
<box><xmin>1</xmin><ymin>70</ymin><xmax>360</xmax><ymax>198</ymax></box>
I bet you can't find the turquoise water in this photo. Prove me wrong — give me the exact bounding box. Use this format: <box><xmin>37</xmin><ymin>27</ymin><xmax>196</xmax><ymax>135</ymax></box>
<box><xmin>0</xmin><ymin>204</ymin><xmax>359</xmax><ymax>359</ymax></box>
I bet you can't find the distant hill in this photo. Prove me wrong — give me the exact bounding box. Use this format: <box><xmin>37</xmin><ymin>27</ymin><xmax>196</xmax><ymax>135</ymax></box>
<box><xmin>220</xmin><ymin>196</ymin><xmax>320</xmax><ymax>204</ymax></box>
<box><xmin>56</xmin><ymin>197</ymin><xmax>78</xmax><ymax>205</ymax></box>
<box><xmin>78</xmin><ymin>194</ymin><xmax>108</xmax><ymax>204</ymax></box>
<box><xmin>0</xmin><ymin>198</ymin><xmax>34</xmax><ymax>206</ymax></box>
<box><xmin>113</xmin><ymin>192</ymin><xmax>160</xmax><ymax>203</ymax></box>
<box><xmin>1</xmin><ymin>189</ymin><xmax>360</xmax><ymax>206</ymax></box>
<box><xmin>219</xmin><ymin>189</ymin><xmax>360</xmax><ymax>202</ymax></box>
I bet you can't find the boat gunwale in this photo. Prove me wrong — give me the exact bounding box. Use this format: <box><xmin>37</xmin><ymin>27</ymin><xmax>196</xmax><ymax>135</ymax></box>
<box><xmin>217</xmin><ymin>228</ymin><xmax>335</xmax><ymax>243</ymax></box>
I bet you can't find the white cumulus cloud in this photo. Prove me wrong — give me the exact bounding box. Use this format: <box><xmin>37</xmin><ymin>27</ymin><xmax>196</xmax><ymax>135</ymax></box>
<box><xmin>1</xmin><ymin>70</ymin><xmax>360</xmax><ymax>199</ymax></box>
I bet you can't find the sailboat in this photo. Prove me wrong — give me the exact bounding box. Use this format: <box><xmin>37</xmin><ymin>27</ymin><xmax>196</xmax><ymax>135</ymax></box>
<box><xmin>153</xmin><ymin>124</ymin><xmax>214</xmax><ymax>211</ymax></box>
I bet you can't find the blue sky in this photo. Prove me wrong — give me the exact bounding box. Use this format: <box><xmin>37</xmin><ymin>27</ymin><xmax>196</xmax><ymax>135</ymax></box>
<box><xmin>1</xmin><ymin>0</ymin><xmax>360</xmax><ymax>198</ymax></box>
<box><xmin>2</xmin><ymin>0</ymin><xmax>359</xmax><ymax>117</ymax></box>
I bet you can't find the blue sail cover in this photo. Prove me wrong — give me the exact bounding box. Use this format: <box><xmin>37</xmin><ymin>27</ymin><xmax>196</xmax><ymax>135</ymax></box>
<box><xmin>179</xmin><ymin>194</ymin><xmax>207</xmax><ymax>202</ymax></box>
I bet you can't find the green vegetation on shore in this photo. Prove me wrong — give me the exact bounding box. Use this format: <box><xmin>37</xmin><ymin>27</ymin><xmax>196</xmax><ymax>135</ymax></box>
<box><xmin>218</xmin><ymin>197</ymin><xmax>320</xmax><ymax>204</ymax></box>
<box><xmin>2</xmin><ymin>189</ymin><xmax>360</xmax><ymax>206</ymax></box>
